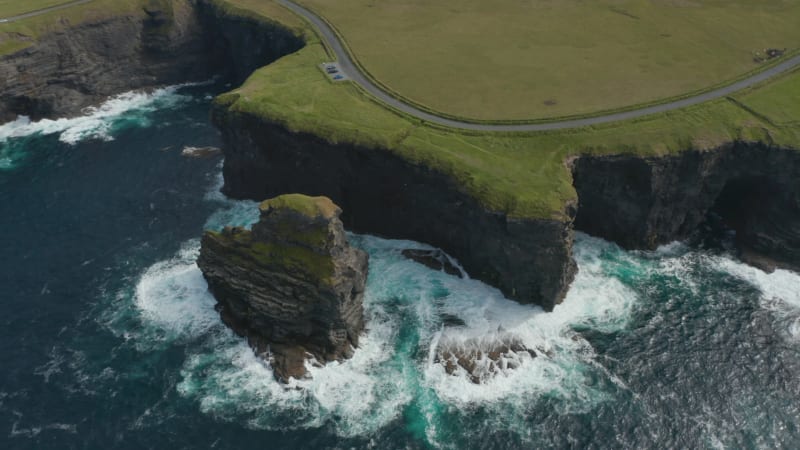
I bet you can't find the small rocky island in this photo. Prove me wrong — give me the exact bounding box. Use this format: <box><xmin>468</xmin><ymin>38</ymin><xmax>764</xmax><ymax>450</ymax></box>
<box><xmin>197</xmin><ymin>194</ymin><xmax>369</xmax><ymax>382</ymax></box>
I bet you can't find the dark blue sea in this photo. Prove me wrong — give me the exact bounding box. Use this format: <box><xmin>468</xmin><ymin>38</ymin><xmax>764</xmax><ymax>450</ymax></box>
<box><xmin>1</xmin><ymin>84</ymin><xmax>799</xmax><ymax>449</ymax></box>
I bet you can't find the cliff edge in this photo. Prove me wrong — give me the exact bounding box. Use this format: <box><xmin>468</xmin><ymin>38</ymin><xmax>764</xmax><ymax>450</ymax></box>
<box><xmin>197</xmin><ymin>194</ymin><xmax>369</xmax><ymax>382</ymax></box>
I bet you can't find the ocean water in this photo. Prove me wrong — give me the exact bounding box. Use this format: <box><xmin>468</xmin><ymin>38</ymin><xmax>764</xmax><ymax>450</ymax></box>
<box><xmin>1</xmin><ymin>85</ymin><xmax>799</xmax><ymax>449</ymax></box>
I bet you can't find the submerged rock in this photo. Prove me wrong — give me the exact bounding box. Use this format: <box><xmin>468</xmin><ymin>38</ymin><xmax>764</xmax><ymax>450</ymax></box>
<box><xmin>197</xmin><ymin>194</ymin><xmax>369</xmax><ymax>382</ymax></box>
<box><xmin>181</xmin><ymin>146</ymin><xmax>221</xmax><ymax>158</ymax></box>
<box><xmin>401</xmin><ymin>249</ymin><xmax>463</xmax><ymax>278</ymax></box>
<box><xmin>433</xmin><ymin>334</ymin><xmax>538</xmax><ymax>384</ymax></box>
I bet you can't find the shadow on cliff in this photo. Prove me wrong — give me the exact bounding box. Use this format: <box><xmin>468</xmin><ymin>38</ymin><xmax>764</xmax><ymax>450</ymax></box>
<box><xmin>0</xmin><ymin>0</ymin><xmax>304</xmax><ymax>122</ymax></box>
<box><xmin>571</xmin><ymin>142</ymin><xmax>800</xmax><ymax>273</ymax></box>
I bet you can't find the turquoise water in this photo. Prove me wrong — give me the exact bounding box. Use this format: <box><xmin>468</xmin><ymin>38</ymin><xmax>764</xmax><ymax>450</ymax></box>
<box><xmin>1</xmin><ymin>85</ymin><xmax>799</xmax><ymax>449</ymax></box>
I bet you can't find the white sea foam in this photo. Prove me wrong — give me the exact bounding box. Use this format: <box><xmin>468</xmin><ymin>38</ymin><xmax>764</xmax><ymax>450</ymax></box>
<box><xmin>708</xmin><ymin>256</ymin><xmax>800</xmax><ymax>306</ymax></box>
<box><xmin>133</xmin><ymin>240</ymin><xmax>220</xmax><ymax>341</ymax></box>
<box><xmin>203</xmin><ymin>168</ymin><xmax>260</xmax><ymax>231</ymax></box>
<box><xmin>128</xmin><ymin>225</ymin><xmax>642</xmax><ymax>441</ymax></box>
<box><xmin>420</xmin><ymin>234</ymin><xmax>638</xmax><ymax>408</ymax></box>
<box><xmin>708</xmin><ymin>255</ymin><xmax>800</xmax><ymax>339</ymax></box>
<box><xmin>0</xmin><ymin>85</ymin><xmax>193</xmax><ymax>146</ymax></box>
<box><xmin>186</xmin><ymin>237</ymin><xmax>413</xmax><ymax>434</ymax></box>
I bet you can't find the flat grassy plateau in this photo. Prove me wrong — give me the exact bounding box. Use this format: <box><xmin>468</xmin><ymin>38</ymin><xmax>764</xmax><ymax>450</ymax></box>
<box><xmin>299</xmin><ymin>0</ymin><xmax>800</xmax><ymax>122</ymax></box>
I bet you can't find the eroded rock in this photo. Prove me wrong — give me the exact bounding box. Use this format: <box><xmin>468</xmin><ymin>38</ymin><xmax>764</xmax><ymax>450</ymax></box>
<box><xmin>433</xmin><ymin>334</ymin><xmax>538</xmax><ymax>384</ymax></box>
<box><xmin>197</xmin><ymin>194</ymin><xmax>368</xmax><ymax>382</ymax></box>
<box><xmin>401</xmin><ymin>249</ymin><xmax>463</xmax><ymax>278</ymax></box>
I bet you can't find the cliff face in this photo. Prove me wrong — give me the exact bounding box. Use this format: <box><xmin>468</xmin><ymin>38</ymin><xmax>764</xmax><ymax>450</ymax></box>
<box><xmin>5</xmin><ymin>0</ymin><xmax>797</xmax><ymax>312</ymax></box>
<box><xmin>0</xmin><ymin>0</ymin><xmax>303</xmax><ymax>122</ymax></box>
<box><xmin>212</xmin><ymin>108</ymin><xmax>577</xmax><ymax>311</ymax></box>
<box><xmin>572</xmin><ymin>143</ymin><xmax>800</xmax><ymax>272</ymax></box>
<box><xmin>197</xmin><ymin>195</ymin><xmax>369</xmax><ymax>382</ymax></box>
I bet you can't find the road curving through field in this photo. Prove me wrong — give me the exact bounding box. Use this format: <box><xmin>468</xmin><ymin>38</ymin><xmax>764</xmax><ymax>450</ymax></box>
<box><xmin>278</xmin><ymin>0</ymin><xmax>800</xmax><ymax>132</ymax></box>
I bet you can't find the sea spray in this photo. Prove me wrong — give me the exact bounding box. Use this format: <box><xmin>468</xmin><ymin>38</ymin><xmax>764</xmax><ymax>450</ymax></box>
<box><xmin>0</xmin><ymin>84</ymin><xmax>203</xmax><ymax>170</ymax></box>
<box><xmin>108</xmin><ymin>164</ymin><xmax>800</xmax><ymax>447</ymax></box>
<box><xmin>121</xmin><ymin>228</ymin><xmax>640</xmax><ymax>443</ymax></box>
<box><xmin>708</xmin><ymin>255</ymin><xmax>800</xmax><ymax>340</ymax></box>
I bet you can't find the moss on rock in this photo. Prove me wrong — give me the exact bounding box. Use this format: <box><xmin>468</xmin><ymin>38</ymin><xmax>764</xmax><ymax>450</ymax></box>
<box><xmin>260</xmin><ymin>193</ymin><xmax>339</xmax><ymax>220</ymax></box>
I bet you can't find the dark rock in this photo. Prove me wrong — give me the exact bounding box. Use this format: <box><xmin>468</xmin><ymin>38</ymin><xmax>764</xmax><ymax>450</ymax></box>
<box><xmin>401</xmin><ymin>249</ymin><xmax>463</xmax><ymax>278</ymax></box>
<box><xmin>0</xmin><ymin>0</ymin><xmax>303</xmax><ymax>122</ymax></box>
<box><xmin>433</xmin><ymin>334</ymin><xmax>537</xmax><ymax>384</ymax></box>
<box><xmin>572</xmin><ymin>143</ymin><xmax>800</xmax><ymax>272</ymax></box>
<box><xmin>766</xmin><ymin>48</ymin><xmax>785</xmax><ymax>59</ymax></box>
<box><xmin>197</xmin><ymin>194</ymin><xmax>369</xmax><ymax>382</ymax></box>
<box><xmin>440</xmin><ymin>313</ymin><xmax>467</xmax><ymax>328</ymax></box>
<box><xmin>211</xmin><ymin>109</ymin><xmax>577</xmax><ymax>311</ymax></box>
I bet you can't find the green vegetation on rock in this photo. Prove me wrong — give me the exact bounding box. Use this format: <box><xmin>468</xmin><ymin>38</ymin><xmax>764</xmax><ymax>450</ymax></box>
<box><xmin>205</xmin><ymin>0</ymin><xmax>306</xmax><ymax>35</ymax></box>
<box><xmin>206</xmin><ymin>228</ymin><xmax>335</xmax><ymax>284</ymax></box>
<box><xmin>260</xmin><ymin>194</ymin><xmax>339</xmax><ymax>220</ymax></box>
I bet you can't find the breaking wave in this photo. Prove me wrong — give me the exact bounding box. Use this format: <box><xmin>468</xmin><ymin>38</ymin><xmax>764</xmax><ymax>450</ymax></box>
<box><xmin>0</xmin><ymin>84</ymin><xmax>199</xmax><ymax>170</ymax></box>
<box><xmin>119</xmin><ymin>209</ymin><xmax>643</xmax><ymax>443</ymax></box>
<box><xmin>103</xmin><ymin>172</ymin><xmax>800</xmax><ymax>446</ymax></box>
<box><xmin>709</xmin><ymin>255</ymin><xmax>800</xmax><ymax>340</ymax></box>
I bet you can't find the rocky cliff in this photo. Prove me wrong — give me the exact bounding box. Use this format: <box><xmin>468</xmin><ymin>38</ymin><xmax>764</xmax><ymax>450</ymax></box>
<box><xmin>572</xmin><ymin>142</ymin><xmax>800</xmax><ymax>272</ymax></box>
<box><xmin>197</xmin><ymin>194</ymin><xmax>369</xmax><ymax>382</ymax></box>
<box><xmin>0</xmin><ymin>0</ymin><xmax>303</xmax><ymax>122</ymax></box>
<box><xmin>212</xmin><ymin>108</ymin><xmax>577</xmax><ymax>311</ymax></box>
<box><xmin>4</xmin><ymin>0</ymin><xmax>797</xmax><ymax>313</ymax></box>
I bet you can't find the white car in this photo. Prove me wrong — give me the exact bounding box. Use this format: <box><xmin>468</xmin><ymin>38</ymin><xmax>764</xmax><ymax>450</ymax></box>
<box><xmin>0</xmin><ymin>19</ymin><xmax>8</xmax><ymax>23</ymax></box>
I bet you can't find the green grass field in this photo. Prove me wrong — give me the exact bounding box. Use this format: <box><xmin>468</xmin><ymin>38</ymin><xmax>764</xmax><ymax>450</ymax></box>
<box><xmin>298</xmin><ymin>0</ymin><xmax>800</xmax><ymax>122</ymax></box>
<box><xmin>0</xmin><ymin>0</ymin><xmax>73</xmax><ymax>18</ymax></box>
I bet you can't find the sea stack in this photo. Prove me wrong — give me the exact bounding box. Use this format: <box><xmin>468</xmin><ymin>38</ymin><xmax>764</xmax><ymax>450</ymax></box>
<box><xmin>197</xmin><ymin>194</ymin><xmax>369</xmax><ymax>382</ymax></box>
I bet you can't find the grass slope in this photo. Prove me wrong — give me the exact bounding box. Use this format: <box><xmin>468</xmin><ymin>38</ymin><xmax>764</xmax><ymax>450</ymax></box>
<box><xmin>298</xmin><ymin>0</ymin><xmax>800</xmax><ymax>122</ymax></box>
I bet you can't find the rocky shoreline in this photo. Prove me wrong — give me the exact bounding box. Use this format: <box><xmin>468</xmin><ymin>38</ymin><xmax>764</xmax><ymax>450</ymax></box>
<box><xmin>1</xmin><ymin>0</ymin><xmax>798</xmax><ymax>311</ymax></box>
<box><xmin>0</xmin><ymin>0</ymin><xmax>302</xmax><ymax>122</ymax></box>
<box><xmin>572</xmin><ymin>143</ymin><xmax>800</xmax><ymax>273</ymax></box>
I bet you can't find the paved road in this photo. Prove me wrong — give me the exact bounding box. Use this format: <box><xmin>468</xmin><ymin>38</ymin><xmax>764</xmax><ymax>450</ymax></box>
<box><xmin>0</xmin><ymin>0</ymin><xmax>92</xmax><ymax>23</ymax></box>
<box><xmin>279</xmin><ymin>0</ymin><xmax>800</xmax><ymax>132</ymax></box>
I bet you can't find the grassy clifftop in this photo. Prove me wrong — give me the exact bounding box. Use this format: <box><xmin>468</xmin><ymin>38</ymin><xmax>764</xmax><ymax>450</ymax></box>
<box><xmin>298</xmin><ymin>0</ymin><xmax>800</xmax><ymax>122</ymax></box>
<box><xmin>4</xmin><ymin>0</ymin><xmax>799</xmax><ymax>220</ymax></box>
<box><xmin>260</xmin><ymin>194</ymin><xmax>339</xmax><ymax>220</ymax></box>
<box><xmin>218</xmin><ymin>2</ymin><xmax>800</xmax><ymax>219</ymax></box>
